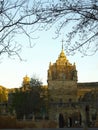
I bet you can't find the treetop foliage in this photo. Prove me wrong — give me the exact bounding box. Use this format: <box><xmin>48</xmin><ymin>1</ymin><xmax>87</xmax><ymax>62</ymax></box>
<box><xmin>30</xmin><ymin>77</ymin><xmax>43</xmax><ymax>88</ymax></box>
<box><xmin>0</xmin><ymin>85</ymin><xmax>8</xmax><ymax>102</ymax></box>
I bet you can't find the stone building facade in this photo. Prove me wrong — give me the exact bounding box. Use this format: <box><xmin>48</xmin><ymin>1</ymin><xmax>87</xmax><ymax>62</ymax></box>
<box><xmin>6</xmin><ymin>43</ymin><xmax>98</xmax><ymax>127</ymax></box>
<box><xmin>47</xmin><ymin>44</ymin><xmax>98</xmax><ymax>127</ymax></box>
<box><xmin>47</xmin><ymin>45</ymin><xmax>78</xmax><ymax>103</ymax></box>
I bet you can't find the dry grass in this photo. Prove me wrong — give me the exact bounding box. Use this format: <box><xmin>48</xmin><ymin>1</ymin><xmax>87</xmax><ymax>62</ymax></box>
<box><xmin>0</xmin><ymin>116</ymin><xmax>37</xmax><ymax>128</ymax></box>
<box><xmin>0</xmin><ymin>116</ymin><xmax>58</xmax><ymax>128</ymax></box>
<box><xmin>16</xmin><ymin>120</ymin><xmax>37</xmax><ymax>128</ymax></box>
<box><xmin>40</xmin><ymin>120</ymin><xmax>57</xmax><ymax>128</ymax></box>
<box><xmin>0</xmin><ymin>115</ymin><xmax>16</xmax><ymax>128</ymax></box>
<box><xmin>48</xmin><ymin>120</ymin><xmax>58</xmax><ymax>128</ymax></box>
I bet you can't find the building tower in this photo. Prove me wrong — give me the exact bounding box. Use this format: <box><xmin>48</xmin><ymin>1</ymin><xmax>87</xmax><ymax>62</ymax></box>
<box><xmin>47</xmin><ymin>42</ymin><xmax>78</xmax><ymax>103</ymax></box>
<box><xmin>47</xmin><ymin>42</ymin><xmax>78</xmax><ymax>120</ymax></box>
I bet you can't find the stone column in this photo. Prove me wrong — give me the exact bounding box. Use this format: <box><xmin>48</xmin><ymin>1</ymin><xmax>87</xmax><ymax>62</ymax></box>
<box><xmin>23</xmin><ymin>115</ymin><xmax>26</xmax><ymax>121</ymax></box>
<box><xmin>32</xmin><ymin>114</ymin><xmax>35</xmax><ymax>121</ymax></box>
<box><xmin>80</xmin><ymin>106</ymin><xmax>88</xmax><ymax>130</ymax></box>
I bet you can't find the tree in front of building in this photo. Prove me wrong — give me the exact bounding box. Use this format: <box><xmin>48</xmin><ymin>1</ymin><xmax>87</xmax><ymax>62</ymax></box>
<box><xmin>10</xmin><ymin>76</ymin><xmax>45</xmax><ymax>119</ymax></box>
<box><xmin>30</xmin><ymin>77</ymin><xmax>49</xmax><ymax>119</ymax></box>
<box><xmin>12</xmin><ymin>89</ymin><xmax>41</xmax><ymax>119</ymax></box>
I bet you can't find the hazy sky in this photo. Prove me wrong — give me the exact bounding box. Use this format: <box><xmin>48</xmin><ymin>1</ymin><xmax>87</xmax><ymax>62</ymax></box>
<box><xmin>0</xmin><ymin>24</ymin><xmax>98</xmax><ymax>88</ymax></box>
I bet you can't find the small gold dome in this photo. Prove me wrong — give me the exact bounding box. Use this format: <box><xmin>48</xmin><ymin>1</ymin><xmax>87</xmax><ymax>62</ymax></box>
<box><xmin>59</xmin><ymin>50</ymin><xmax>66</xmax><ymax>58</ymax></box>
<box><xmin>23</xmin><ymin>75</ymin><xmax>30</xmax><ymax>84</ymax></box>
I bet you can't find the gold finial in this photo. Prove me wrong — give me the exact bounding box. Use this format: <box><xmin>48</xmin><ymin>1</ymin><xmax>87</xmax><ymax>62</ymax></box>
<box><xmin>61</xmin><ymin>39</ymin><xmax>64</xmax><ymax>50</ymax></box>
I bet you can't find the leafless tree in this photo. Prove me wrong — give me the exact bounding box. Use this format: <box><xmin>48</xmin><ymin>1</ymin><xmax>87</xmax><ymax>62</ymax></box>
<box><xmin>0</xmin><ymin>0</ymin><xmax>45</xmax><ymax>59</ymax></box>
<box><xmin>1</xmin><ymin>0</ymin><xmax>98</xmax><ymax>58</ymax></box>
<box><xmin>33</xmin><ymin>0</ymin><xmax>98</xmax><ymax>56</ymax></box>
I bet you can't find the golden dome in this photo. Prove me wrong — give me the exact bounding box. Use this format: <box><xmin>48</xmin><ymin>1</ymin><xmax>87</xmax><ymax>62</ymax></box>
<box><xmin>59</xmin><ymin>50</ymin><xmax>66</xmax><ymax>58</ymax></box>
<box><xmin>57</xmin><ymin>47</ymin><xmax>67</xmax><ymax>62</ymax></box>
<box><xmin>23</xmin><ymin>75</ymin><xmax>30</xmax><ymax>84</ymax></box>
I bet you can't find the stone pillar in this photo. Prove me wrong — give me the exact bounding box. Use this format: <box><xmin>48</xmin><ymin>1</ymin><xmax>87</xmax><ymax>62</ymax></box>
<box><xmin>23</xmin><ymin>115</ymin><xmax>26</xmax><ymax>121</ymax></box>
<box><xmin>32</xmin><ymin>114</ymin><xmax>35</xmax><ymax>121</ymax></box>
<box><xmin>80</xmin><ymin>106</ymin><xmax>88</xmax><ymax>130</ymax></box>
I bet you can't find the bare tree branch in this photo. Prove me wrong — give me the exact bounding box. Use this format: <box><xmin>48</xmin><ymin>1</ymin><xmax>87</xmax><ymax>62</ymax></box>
<box><xmin>32</xmin><ymin>0</ymin><xmax>98</xmax><ymax>56</ymax></box>
<box><xmin>1</xmin><ymin>0</ymin><xmax>98</xmax><ymax>58</ymax></box>
<box><xmin>0</xmin><ymin>0</ymin><xmax>44</xmax><ymax>59</ymax></box>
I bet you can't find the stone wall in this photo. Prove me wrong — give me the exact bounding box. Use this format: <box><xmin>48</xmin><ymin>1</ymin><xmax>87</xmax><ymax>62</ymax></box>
<box><xmin>48</xmin><ymin>80</ymin><xmax>77</xmax><ymax>102</ymax></box>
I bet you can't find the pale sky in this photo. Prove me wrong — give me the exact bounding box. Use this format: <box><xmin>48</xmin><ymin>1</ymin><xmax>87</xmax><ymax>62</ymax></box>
<box><xmin>0</xmin><ymin>26</ymin><xmax>98</xmax><ymax>88</ymax></box>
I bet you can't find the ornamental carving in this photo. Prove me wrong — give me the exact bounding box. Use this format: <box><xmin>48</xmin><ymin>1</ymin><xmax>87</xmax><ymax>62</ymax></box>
<box><xmin>48</xmin><ymin>49</ymin><xmax>77</xmax><ymax>81</ymax></box>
